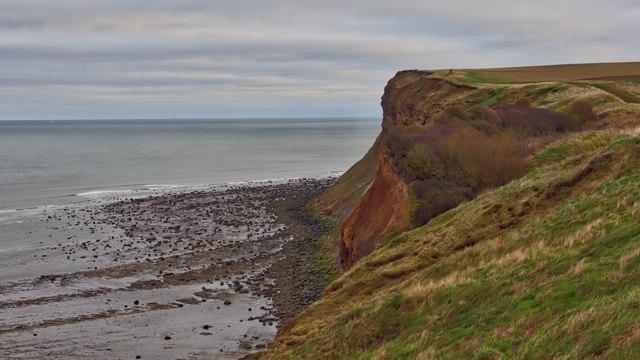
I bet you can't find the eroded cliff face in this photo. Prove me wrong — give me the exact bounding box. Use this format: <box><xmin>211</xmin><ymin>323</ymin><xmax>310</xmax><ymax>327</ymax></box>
<box><xmin>381</xmin><ymin>71</ymin><xmax>473</xmax><ymax>130</ymax></box>
<box><xmin>339</xmin><ymin>153</ymin><xmax>410</xmax><ymax>268</ymax></box>
<box><xmin>337</xmin><ymin>72</ymin><xmax>473</xmax><ymax>268</ymax></box>
<box><xmin>336</xmin><ymin>67</ymin><xmax>618</xmax><ymax>268</ymax></box>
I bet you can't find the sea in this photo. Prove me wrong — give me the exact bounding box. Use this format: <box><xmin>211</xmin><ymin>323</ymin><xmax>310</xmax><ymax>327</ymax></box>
<box><xmin>0</xmin><ymin>118</ymin><xmax>379</xmax><ymax>359</ymax></box>
<box><xmin>0</xmin><ymin>118</ymin><xmax>379</xmax><ymax>212</ymax></box>
<box><xmin>0</xmin><ymin>117</ymin><xmax>380</xmax><ymax>280</ymax></box>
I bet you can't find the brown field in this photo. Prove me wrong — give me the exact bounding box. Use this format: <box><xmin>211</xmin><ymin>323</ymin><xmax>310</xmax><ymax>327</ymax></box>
<box><xmin>445</xmin><ymin>62</ymin><xmax>640</xmax><ymax>84</ymax></box>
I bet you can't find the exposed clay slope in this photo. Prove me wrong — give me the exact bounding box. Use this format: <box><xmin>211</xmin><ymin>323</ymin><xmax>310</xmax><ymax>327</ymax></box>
<box><xmin>334</xmin><ymin>75</ymin><xmax>475</xmax><ymax>267</ymax></box>
<box><xmin>339</xmin><ymin>153</ymin><xmax>410</xmax><ymax>268</ymax></box>
<box><xmin>380</xmin><ymin>73</ymin><xmax>474</xmax><ymax>129</ymax></box>
<box><xmin>315</xmin><ymin>73</ymin><xmax>474</xmax><ymax>222</ymax></box>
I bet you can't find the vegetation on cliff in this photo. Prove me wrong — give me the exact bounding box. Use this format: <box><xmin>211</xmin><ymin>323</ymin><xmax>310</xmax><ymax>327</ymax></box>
<box><xmin>265</xmin><ymin>128</ymin><xmax>640</xmax><ymax>359</ymax></box>
<box><xmin>261</xmin><ymin>63</ymin><xmax>640</xmax><ymax>359</ymax></box>
<box><xmin>337</xmin><ymin>63</ymin><xmax>640</xmax><ymax>267</ymax></box>
<box><xmin>385</xmin><ymin>102</ymin><xmax>584</xmax><ymax>227</ymax></box>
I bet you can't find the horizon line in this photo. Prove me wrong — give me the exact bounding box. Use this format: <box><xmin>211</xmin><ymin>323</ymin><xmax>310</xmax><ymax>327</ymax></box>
<box><xmin>0</xmin><ymin>116</ymin><xmax>381</xmax><ymax>122</ymax></box>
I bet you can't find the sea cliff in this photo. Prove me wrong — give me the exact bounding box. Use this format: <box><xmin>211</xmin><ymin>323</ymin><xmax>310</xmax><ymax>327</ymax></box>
<box><xmin>261</xmin><ymin>62</ymin><xmax>640</xmax><ymax>359</ymax></box>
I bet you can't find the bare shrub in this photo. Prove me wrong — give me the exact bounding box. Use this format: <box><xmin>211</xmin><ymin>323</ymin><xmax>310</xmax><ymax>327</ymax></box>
<box><xmin>566</xmin><ymin>99</ymin><xmax>596</xmax><ymax>126</ymax></box>
<box><xmin>514</xmin><ymin>97</ymin><xmax>532</xmax><ymax>107</ymax></box>
<box><xmin>406</xmin><ymin>143</ymin><xmax>446</xmax><ymax>180</ymax></box>
<box><xmin>493</xmin><ymin>104</ymin><xmax>573</xmax><ymax>135</ymax></box>
<box><xmin>466</xmin><ymin>107</ymin><xmax>501</xmax><ymax>134</ymax></box>
<box><xmin>385</xmin><ymin>125</ymin><xmax>453</xmax><ymax>180</ymax></box>
<box><xmin>410</xmin><ymin>180</ymin><xmax>473</xmax><ymax>226</ymax></box>
<box><xmin>442</xmin><ymin>126</ymin><xmax>529</xmax><ymax>189</ymax></box>
<box><xmin>440</xmin><ymin>105</ymin><xmax>470</xmax><ymax>123</ymax></box>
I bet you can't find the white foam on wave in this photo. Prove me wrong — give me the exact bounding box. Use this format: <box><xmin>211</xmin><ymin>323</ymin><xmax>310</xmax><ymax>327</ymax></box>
<box><xmin>226</xmin><ymin>171</ymin><xmax>343</xmax><ymax>186</ymax></box>
<box><xmin>144</xmin><ymin>183</ymin><xmax>217</xmax><ymax>192</ymax></box>
<box><xmin>144</xmin><ymin>184</ymin><xmax>193</xmax><ymax>189</ymax></box>
<box><xmin>0</xmin><ymin>209</ymin><xmax>18</xmax><ymax>222</ymax></box>
<box><xmin>0</xmin><ymin>204</ymin><xmax>61</xmax><ymax>225</ymax></box>
<box><xmin>76</xmin><ymin>189</ymin><xmax>135</xmax><ymax>198</ymax></box>
<box><xmin>77</xmin><ymin>172</ymin><xmax>341</xmax><ymax>201</ymax></box>
<box><xmin>76</xmin><ymin>184</ymin><xmax>216</xmax><ymax>201</ymax></box>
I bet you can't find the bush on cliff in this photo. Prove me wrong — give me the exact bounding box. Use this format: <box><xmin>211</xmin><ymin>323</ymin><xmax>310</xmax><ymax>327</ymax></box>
<box><xmin>386</xmin><ymin>103</ymin><xmax>585</xmax><ymax>226</ymax></box>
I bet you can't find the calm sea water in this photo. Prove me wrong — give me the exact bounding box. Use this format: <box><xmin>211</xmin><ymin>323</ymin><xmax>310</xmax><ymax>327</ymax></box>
<box><xmin>0</xmin><ymin>118</ymin><xmax>379</xmax><ymax>211</ymax></box>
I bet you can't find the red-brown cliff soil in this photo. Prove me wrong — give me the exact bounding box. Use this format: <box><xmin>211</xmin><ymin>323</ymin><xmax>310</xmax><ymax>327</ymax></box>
<box><xmin>339</xmin><ymin>153</ymin><xmax>410</xmax><ymax>268</ymax></box>
<box><xmin>336</xmin><ymin>73</ymin><xmax>473</xmax><ymax>268</ymax></box>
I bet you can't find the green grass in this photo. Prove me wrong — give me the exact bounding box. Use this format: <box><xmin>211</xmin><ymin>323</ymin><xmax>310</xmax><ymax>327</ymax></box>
<box><xmin>263</xmin><ymin>130</ymin><xmax>640</xmax><ymax>359</ymax></box>
<box><xmin>475</xmin><ymin>87</ymin><xmax>506</xmax><ymax>106</ymax></box>
<box><xmin>307</xmin><ymin>203</ymin><xmax>341</xmax><ymax>284</ymax></box>
<box><xmin>314</xmin><ymin>137</ymin><xmax>379</xmax><ymax>220</ymax></box>
<box><xmin>587</xmin><ymin>93</ymin><xmax>617</xmax><ymax>108</ymax></box>
<box><xmin>589</xmin><ymin>82</ymin><xmax>640</xmax><ymax>104</ymax></box>
<box><xmin>463</xmin><ymin>71</ymin><xmax>519</xmax><ymax>84</ymax></box>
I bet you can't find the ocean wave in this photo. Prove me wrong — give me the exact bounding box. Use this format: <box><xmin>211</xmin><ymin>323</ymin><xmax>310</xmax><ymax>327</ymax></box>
<box><xmin>76</xmin><ymin>189</ymin><xmax>135</xmax><ymax>198</ymax></box>
<box><xmin>0</xmin><ymin>206</ymin><xmax>54</xmax><ymax>223</ymax></box>
<box><xmin>71</xmin><ymin>173</ymin><xmax>343</xmax><ymax>203</ymax></box>
<box><xmin>144</xmin><ymin>184</ymin><xmax>210</xmax><ymax>191</ymax></box>
<box><xmin>225</xmin><ymin>171</ymin><xmax>343</xmax><ymax>186</ymax></box>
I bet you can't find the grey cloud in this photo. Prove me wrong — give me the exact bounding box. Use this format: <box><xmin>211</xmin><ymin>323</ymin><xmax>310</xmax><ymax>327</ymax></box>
<box><xmin>0</xmin><ymin>0</ymin><xmax>638</xmax><ymax>120</ymax></box>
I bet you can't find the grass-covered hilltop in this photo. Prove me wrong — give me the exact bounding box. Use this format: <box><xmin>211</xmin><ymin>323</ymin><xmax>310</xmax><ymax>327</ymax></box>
<box><xmin>258</xmin><ymin>62</ymin><xmax>640</xmax><ymax>359</ymax></box>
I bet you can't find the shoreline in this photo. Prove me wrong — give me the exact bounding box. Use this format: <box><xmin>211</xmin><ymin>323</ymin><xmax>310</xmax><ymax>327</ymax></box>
<box><xmin>0</xmin><ymin>171</ymin><xmax>345</xmax><ymax>214</ymax></box>
<box><xmin>0</xmin><ymin>176</ymin><xmax>337</xmax><ymax>359</ymax></box>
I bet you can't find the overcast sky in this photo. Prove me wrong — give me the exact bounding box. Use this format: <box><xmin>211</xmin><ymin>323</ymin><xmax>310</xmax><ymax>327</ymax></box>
<box><xmin>1</xmin><ymin>1</ymin><xmax>639</xmax><ymax>120</ymax></box>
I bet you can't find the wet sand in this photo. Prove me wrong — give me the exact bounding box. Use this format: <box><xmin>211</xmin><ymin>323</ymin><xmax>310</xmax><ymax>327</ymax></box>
<box><xmin>0</xmin><ymin>177</ymin><xmax>335</xmax><ymax>359</ymax></box>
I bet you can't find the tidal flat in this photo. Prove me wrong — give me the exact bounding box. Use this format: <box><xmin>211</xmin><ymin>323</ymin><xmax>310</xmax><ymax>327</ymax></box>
<box><xmin>0</xmin><ymin>177</ymin><xmax>335</xmax><ymax>359</ymax></box>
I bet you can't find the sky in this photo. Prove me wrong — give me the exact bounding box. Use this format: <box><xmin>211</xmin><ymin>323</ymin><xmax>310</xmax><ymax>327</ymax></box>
<box><xmin>1</xmin><ymin>1</ymin><xmax>639</xmax><ymax>120</ymax></box>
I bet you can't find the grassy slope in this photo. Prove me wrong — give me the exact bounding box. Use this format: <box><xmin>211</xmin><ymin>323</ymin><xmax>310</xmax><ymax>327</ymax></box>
<box><xmin>314</xmin><ymin>134</ymin><xmax>381</xmax><ymax>220</ymax></box>
<box><xmin>264</xmin><ymin>128</ymin><xmax>640</xmax><ymax>359</ymax></box>
<box><xmin>259</xmin><ymin>64</ymin><xmax>640</xmax><ymax>359</ymax></box>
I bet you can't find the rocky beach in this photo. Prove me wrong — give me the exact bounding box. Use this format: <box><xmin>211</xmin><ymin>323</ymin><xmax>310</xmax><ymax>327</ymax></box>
<box><xmin>0</xmin><ymin>177</ymin><xmax>335</xmax><ymax>359</ymax></box>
